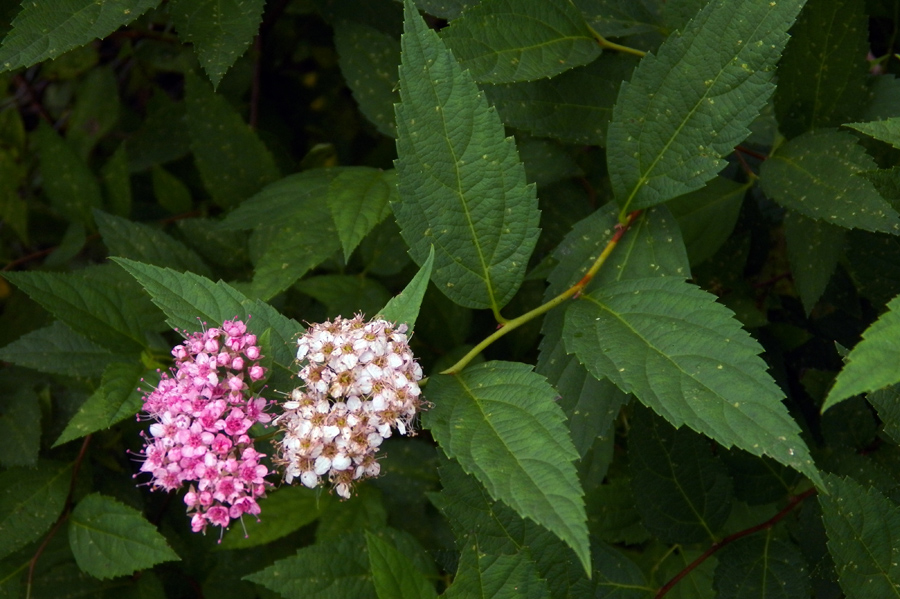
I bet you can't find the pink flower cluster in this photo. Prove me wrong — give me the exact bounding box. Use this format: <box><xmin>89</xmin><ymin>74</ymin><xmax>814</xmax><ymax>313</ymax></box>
<box><xmin>137</xmin><ymin>319</ymin><xmax>272</xmax><ymax>535</ymax></box>
<box><xmin>276</xmin><ymin>315</ymin><xmax>423</xmax><ymax>499</ymax></box>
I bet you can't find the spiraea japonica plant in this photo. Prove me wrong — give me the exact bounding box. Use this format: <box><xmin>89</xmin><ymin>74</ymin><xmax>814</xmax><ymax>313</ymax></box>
<box><xmin>4</xmin><ymin>0</ymin><xmax>900</xmax><ymax>596</ymax></box>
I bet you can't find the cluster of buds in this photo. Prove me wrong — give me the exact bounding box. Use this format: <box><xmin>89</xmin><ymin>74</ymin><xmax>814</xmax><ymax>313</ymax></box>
<box><xmin>136</xmin><ymin>319</ymin><xmax>272</xmax><ymax>535</ymax></box>
<box><xmin>276</xmin><ymin>315</ymin><xmax>424</xmax><ymax>498</ymax></box>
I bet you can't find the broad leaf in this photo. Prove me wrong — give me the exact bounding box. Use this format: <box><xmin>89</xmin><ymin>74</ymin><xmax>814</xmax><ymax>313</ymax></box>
<box><xmin>185</xmin><ymin>73</ymin><xmax>279</xmax><ymax>208</ymax></box>
<box><xmin>0</xmin><ymin>385</ymin><xmax>40</xmax><ymax>467</ymax></box>
<box><xmin>68</xmin><ymin>493</ymin><xmax>179</xmax><ymax>579</ymax></box>
<box><xmin>867</xmin><ymin>384</ymin><xmax>900</xmax><ymax>446</ymax></box>
<box><xmin>0</xmin><ymin>320</ymin><xmax>115</xmax><ymax>378</ymax></box>
<box><xmin>629</xmin><ymin>406</ymin><xmax>733</xmax><ymax>544</ymax></box>
<box><xmin>0</xmin><ymin>461</ymin><xmax>71</xmax><ymax>561</ymax></box>
<box><xmin>423</xmin><ymin>360</ymin><xmax>589</xmax><ymax>574</ymax></box>
<box><xmin>440</xmin><ymin>0</ymin><xmax>600</xmax><ymax>84</ymax></box>
<box><xmin>846</xmin><ymin>117</ymin><xmax>900</xmax><ymax>149</ymax></box>
<box><xmin>784</xmin><ymin>212</ymin><xmax>845</xmax><ymax>315</ymax></box>
<box><xmin>378</xmin><ymin>245</ymin><xmax>434</xmax><ymax>331</ymax></box>
<box><xmin>668</xmin><ymin>177</ymin><xmax>747</xmax><ymax>267</ymax></box>
<box><xmin>0</xmin><ymin>0</ymin><xmax>159</xmax><ymax>71</ymax></box>
<box><xmin>395</xmin><ymin>0</ymin><xmax>540</xmax><ymax>311</ymax></box>
<box><xmin>101</xmin><ymin>143</ymin><xmax>131</xmax><ymax>217</ymax></box>
<box><xmin>573</xmin><ymin>0</ymin><xmax>661</xmax><ymax>38</ymax></box>
<box><xmin>824</xmin><ymin>294</ymin><xmax>900</xmax><ymax>410</ymax></box>
<box><xmin>245</xmin><ymin>533</ymin><xmax>376</xmax><ymax>598</ymax></box>
<box><xmin>327</xmin><ymin>168</ymin><xmax>396</xmax><ymax>261</ymax></box>
<box><xmin>586</xmin><ymin>477</ymin><xmax>650</xmax><ymax>545</ymax></box>
<box><xmin>414</xmin><ymin>0</ymin><xmax>475</xmax><ymax>20</ymax></box>
<box><xmin>608</xmin><ymin>0</ymin><xmax>803</xmax><ymax>213</ymax></box>
<box><xmin>151</xmin><ymin>165</ymin><xmax>193</xmax><ymax>214</ymax></box>
<box><xmin>563</xmin><ymin>276</ymin><xmax>822</xmax><ymax>485</ymax></box>
<box><xmin>445</xmin><ymin>543</ymin><xmax>550</xmax><ymax>599</ymax></box>
<box><xmin>819</xmin><ymin>474</ymin><xmax>900</xmax><ymax>599</ymax></box>
<box><xmin>36</xmin><ymin>122</ymin><xmax>102</xmax><ymax>227</ymax></box>
<box><xmin>169</xmin><ymin>0</ymin><xmax>265</xmax><ymax>87</ymax></box>
<box><xmin>775</xmin><ymin>0</ymin><xmax>869</xmax><ymax>138</ymax></box>
<box><xmin>219</xmin><ymin>486</ymin><xmax>331</xmax><ymax>550</ymax></box>
<box><xmin>54</xmin><ymin>362</ymin><xmax>152</xmax><ymax>447</ymax></box>
<box><xmin>366</xmin><ymin>532</ymin><xmax>437</xmax><ymax>599</ymax></box>
<box><xmin>713</xmin><ymin>534</ymin><xmax>810</xmax><ymax>599</ymax></box>
<box><xmin>760</xmin><ymin>129</ymin><xmax>900</xmax><ymax>233</ymax></box>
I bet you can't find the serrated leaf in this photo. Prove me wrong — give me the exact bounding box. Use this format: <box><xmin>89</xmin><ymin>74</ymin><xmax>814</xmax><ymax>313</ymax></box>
<box><xmin>868</xmin><ymin>384</ymin><xmax>900</xmax><ymax>445</ymax></box>
<box><xmin>366</xmin><ymin>532</ymin><xmax>437</xmax><ymax>599</ymax></box>
<box><xmin>608</xmin><ymin>0</ymin><xmax>803</xmax><ymax>213</ymax></box>
<box><xmin>819</xmin><ymin>474</ymin><xmax>900</xmax><ymax>599</ymax></box>
<box><xmin>824</xmin><ymin>294</ymin><xmax>900</xmax><ymax>410</ymax></box>
<box><xmin>760</xmin><ymin>129</ymin><xmax>900</xmax><ymax>233</ymax></box>
<box><xmin>327</xmin><ymin>168</ymin><xmax>395</xmax><ymax>261</ymax></box>
<box><xmin>775</xmin><ymin>0</ymin><xmax>869</xmax><ymax>138</ymax></box>
<box><xmin>35</xmin><ymin>122</ymin><xmax>102</xmax><ymax>227</ymax></box>
<box><xmin>439</xmin><ymin>0</ymin><xmax>600</xmax><ymax>83</ymax></box>
<box><xmin>572</xmin><ymin>0</ymin><xmax>661</xmax><ymax>38</ymax></box>
<box><xmin>185</xmin><ymin>73</ymin><xmax>279</xmax><ymax>208</ymax></box>
<box><xmin>414</xmin><ymin>0</ymin><xmax>474</xmax><ymax>20</ymax></box>
<box><xmin>445</xmin><ymin>542</ymin><xmax>550</xmax><ymax>599</ymax></box>
<box><xmin>378</xmin><ymin>245</ymin><xmax>434</xmax><ymax>331</ymax></box>
<box><xmin>714</xmin><ymin>533</ymin><xmax>810</xmax><ymax>599</ymax></box>
<box><xmin>68</xmin><ymin>493</ymin><xmax>179</xmax><ymax>579</ymax></box>
<box><xmin>0</xmin><ymin>385</ymin><xmax>41</xmax><ymax>468</ymax></box>
<box><xmin>668</xmin><ymin>177</ymin><xmax>747</xmax><ymax>267</ymax></box>
<box><xmin>563</xmin><ymin>276</ymin><xmax>821</xmax><ymax>485</ymax></box>
<box><xmin>0</xmin><ymin>0</ymin><xmax>159</xmax><ymax>71</ymax></box>
<box><xmin>54</xmin><ymin>362</ymin><xmax>151</xmax><ymax>447</ymax></box>
<box><xmin>169</xmin><ymin>0</ymin><xmax>265</xmax><ymax>87</ymax></box>
<box><xmin>395</xmin><ymin>0</ymin><xmax>540</xmax><ymax>312</ymax></box>
<box><xmin>846</xmin><ymin>117</ymin><xmax>900</xmax><ymax>149</ymax></box>
<box><xmin>95</xmin><ymin>211</ymin><xmax>213</xmax><ymax>278</ymax></box>
<box><xmin>784</xmin><ymin>211</ymin><xmax>845</xmax><ymax>315</ymax></box>
<box><xmin>629</xmin><ymin>406</ymin><xmax>733</xmax><ymax>544</ymax></box>
<box><xmin>2</xmin><ymin>271</ymin><xmax>152</xmax><ymax>354</ymax></box>
<box><xmin>219</xmin><ymin>486</ymin><xmax>331</xmax><ymax>549</ymax></box>
<box><xmin>334</xmin><ymin>20</ymin><xmax>400</xmax><ymax>137</ymax></box>
<box><xmin>0</xmin><ymin>321</ymin><xmax>115</xmax><ymax>378</ymax></box>
<box><xmin>484</xmin><ymin>54</ymin><xmax>637</xmax><ymax>147</ymax></box>
<box><xmin>0</xmin><ymin>461</ymin><xmax>71</xmax><ymax>561</ymax></box>
<box><xmin>423</xmin><ymin>360</ymin><xmax>589</xmax><ymax>574</ymax></box>
<box><xmin>244</xmin><ymin>533</ymin><xmax>376</xmax><ymax>598</ymax></box>
<box><xmin>111</xmin><ymin>258</ymin><xmax>301</xmax><ymax>367</ymax></box>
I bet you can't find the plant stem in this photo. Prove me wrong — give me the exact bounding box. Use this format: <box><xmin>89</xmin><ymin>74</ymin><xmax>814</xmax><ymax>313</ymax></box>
<box><xmin>440</xmin><ymin>210</ymin><xmax>643</xmax><ymax>375</ymax></box>
<box><xmin>587</xmin><ymin>25</ymin><xmax>647</xmax><ymax>58</ymax></box>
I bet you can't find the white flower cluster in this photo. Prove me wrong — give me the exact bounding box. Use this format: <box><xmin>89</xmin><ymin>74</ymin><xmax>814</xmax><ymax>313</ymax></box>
<box><xmin>276</xmin><ymin>315</ymin><xmax>423</xmax><ymax>498</ymax></box>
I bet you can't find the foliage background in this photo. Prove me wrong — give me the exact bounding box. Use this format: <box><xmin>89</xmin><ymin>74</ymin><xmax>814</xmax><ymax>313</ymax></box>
<box><xmin>3</xmin><ymin>0</ymin><xmax>900</xmax><ymax>597</ymax></box>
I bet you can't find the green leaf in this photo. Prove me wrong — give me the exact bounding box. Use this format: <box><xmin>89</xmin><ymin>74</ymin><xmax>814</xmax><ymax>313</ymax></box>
<box><xmin>111</xmin><ymin>258</ymin><xmax>301</xmax><ymax>367</ymax></box>
<box><xmin>125</xmin><ymin>95</ymin><xmax>191</xmax><ymax>171</ymax></box>
<box><xmin>774</xmin><ymin>0</ymin><xmax>869</xmax><ymax>138</ymax></box>
<box><xmin>414</xmin><ymin>0</ymin><xmax>475</xmax><ymax>20</ymax></box>
<box><xmin>0</xmin><ymin>385</ymin><xmax>41</xmax><ymax>467</ymax></box>
<box><xmin>2</xmin><ymin>270</ymin><xmax>152</xmax><ymax>354</ymax></box>
<box><xmin>35</xmin><ymin>122</ymin><xmax>102</xmax><ymax>227</ymax></box>
<box><xmin>668</xmin><ymin>177</ymin><xmax>747</xmax><ymax>267</ymax></box>
<box><xmin>760</xmin><ymin>129</ymin><xmax>900</xmax><ymax>233</ymax></box>
<box><xmin>169</xmin><ymin>0</ymin><xmax>265</xmax><ymax>87</ymax></box>
<box><xmin>846</xmin><ymin>117</ymin><xmax>900</xmax><ymax>149</ymax></box>
<box><xmin>244</xmin><ymin>533</ymin><xmax>376</xmax><ymax>599</ymax></box>
<box><xmin>819</xmin><ymin>474</ymin><xmax>900</xmax><ymax>599</ymax></box>
<box><xmin>395</xmin><ymin>0</ymin><xmax>540</xmax><ymax>312</ymax></box>
<box><xmin>296</xmin><ymin>275</ymin><xmax>392</xmax><ymax>319</ymax></box>
<box><xmin>572</xmin><ymin>0</ymin><xmax>661</xmax><ymax>38</ymax></box>
<box><xmin>824</xmin><ymin>294</ymin><xmax>900</xmax><ymax>410</ymax></box>
<box><xmin>101</xmin><ymin>144</ymin><xmax>131</xmax><ymax>218</ymax></box>
<box><xmin>0</xmin><ymin>320</ymin><xmax>115</xmax><ymax>378</ymax></box>
<box><xmin>423</xmin><ymin>360</ymin><xmax>589</xmax><ymax>574</ymax></box>
<box><xmin>586</xmin><ymin>477</ymin><xmax>650</xmax><ymax>545</ymax></box>
<box><xmin>439</xmin><ymin>0</ymin><xmax>601</xmax><ymax>83</ymax></box>
<box><xmin>334</xmin><ymin>20</ymin><xmax>400</xmax><ymax>137</ymax></box>
<box><xmin>95</xmin><ymin>210</ymin><xmax>213</xmax><ymax>278</ymax></box>
<box><xmin>784</xmin><ymin>211</ymin><xmax>845</xmax><ymax>315</ymax></box>
<box><xmin>445</xmin><ymin>543</ymin><xmax>550</xmax><ymax>599</ymax></box>
<box><xmin>629</xmin><ymin>406</ymin><xmax>733</xmax><ymax>544</ymax></box>
<box><xmin>0</xmin><ymin>0</ymin><xmax>160</xmax><ymax>71</ymax></box>
<box><xmin>868</xmin><ymin>384</ymin><xmax>900</xmax><ymax>446</ymax></box>
<box><xmin>846</xmin><ymin>229</ymin><xmax>900</xmax><ymax>307</ymax></box>
<box><xmin>713</xmin><ymin>534</ymin><xmax>810</xmax><ymax>599</ymax></box>
<box><xmin>69</xmin><ymin>66</ymin><xmax>120</xmax><ymax>157</ymax></box>
<box><xmin>150</xmin><ymin>165</ymin><xmax>193</xmax><ymax>214</ymax></box>
<box><xmin>365</xmin><ymin>531</ymin><xmax>437</xmax><ymax>599</ymax></box>
<box><xmin>378</xmin><ymin>245</ymin><xmax>434</xmax><ymax>331</ymax></box>
<box><xmin>185</xmin><ymin>73</ymin><xmax>279</xmax><ymax>208</ymax></box>
<box><xmin>327</xmin><ymin>168</ymin><xmax>396</xmax><ymax>261</ymax></box>
<box><xmin>608</xmin><ymin>0</ymin><xmax>803</xmax><ymax>213</ymax></box>
<box><xmin>484</xmin><ymin>54</ymin><xmax>638</xmax><ymax>147</ymax></box>
<box><xmin>563</xmin><ymin>276</ymin><xmax>822</xmax><ymax>485</ymax></box>
<box><xmin>68</xmin><ymin>493</ymin><xmax>179</xmax><ymax>580</ymax></box>
<box><xmin>54</xmin><ymin>362</ymin><xmax>151</xmax><ymax>447</ymax></box>
<box><xmin>219</xmin><ymin>486</ymin><xmax>332</xmax><ymax>550</ymax></box>
<box><xmin>0</xmin><ymin>461</ymin><xmax>71</xmax><ymax>561</ymax></box>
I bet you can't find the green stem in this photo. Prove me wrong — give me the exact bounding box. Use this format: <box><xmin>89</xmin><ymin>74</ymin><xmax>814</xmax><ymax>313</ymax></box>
<box><xmin>588</xmin><ymin>24</ymin><xmax>647</xmax><ymax>58</ymax></box>
<box><xmin>440</xmin><ymin>210</ymin><xmax>643</xmax><ymax>375</ymax></box>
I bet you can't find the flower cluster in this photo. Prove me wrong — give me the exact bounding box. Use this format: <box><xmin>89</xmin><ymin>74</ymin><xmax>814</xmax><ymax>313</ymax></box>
<box><xmin>137</xmin><ymin>319</ymin><xmax>272</xmax><ymax>535</ymax></box>
<box><xmin>276</xmin><ymin>315</ymin><xmax>423</xmax><ymax>499</ymax></box>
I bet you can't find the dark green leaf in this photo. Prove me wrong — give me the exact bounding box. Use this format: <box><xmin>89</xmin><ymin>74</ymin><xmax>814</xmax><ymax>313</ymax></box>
<box><xmin>440</xmin><ymin>0</ymin><xmax>601</xmax><ymax>83</ymax></box>
<box><xmin>0</xmin><ymin>320</ymin><xmax>115</xmax><ymax>378</ymax></box>
<box><xmin>0</xmin><ymin>461</ymin><xmax>71</xmax><ymax>561</ymax></box>
<box><xmin>668</xmin><ymin>177</ymin><xmax>747</xmax><ymax>267</ymax></box>
<box><xmin>296</xmin><ymin>275</ymin><xmax>392</xmax><ymax>319</ymax></box>
<box><xmin>846</xmin><ymin>117</ymin><xmax>900</xmax><ymax>149</ymax></box>
<box><xmin>423</xmin><ymin>360</ymin><xmax>589</xmax><ymax>573</ymax></box>
<box><xmin>586</xmin><ymin>477</ymin><xmax>651</xmax><ymax>545</ymax></box>
<box><xmin>572</xmin><ymin>0</ymin><xmax>661</xmax><ymax>38</ymax></box>
<box><xmin>327</xmin><ymin>168</ymin><xmax>395</xmax><ymax>261</ymax></box>
<box><xmin>378</xmin><ymin>245</ymin><xmax>434</xmax><ymax>331</ymax></box>
<box><xmin>629</xmin><ymin>406</ymin><xmax>733</xmax><ymax>543</ymax></box>
<box><xmin>445</xmin><ymin>543</ymin><xmax>550</xmax><ymax>599</ymax></box>
<box><xmin>36</xmin><ymin>122</ymin><xmax>102</xmax><ymax>227</ymax></box>
<box><xmin>868</xmin><ymin>384</ymin><xmax>900</xmax><ymax>446</ymax></box>
<box><xmin>395</xmin><ymin>0</ymin><xmax>540</xmax><ymax>312</ymax></box>
<box><xmin>150</xmin><ymin>165</ymin><xmax>193</xmax><ymax>214</ymax></box>
<box><xmin>219</xmin><ymin>486</ymin><xmax>332</xmax><ymax>550</ymax></box>
<box><xmin>564</xmin><ymin>276</ymin><xmax>821</xmax><ymax>485</ymax></box>
<box><xmin>101</xmin><ymin>144</ymin><xmax>131</xmax><ymax>217</ymax></box>
<box><xmin>846</xmin><ymin>229</ymin><xmax>900</xmax><ymax>307</ymax></box>
<box><xmin>608</xmin><ymin>0</ymin><xmax>803</xmax><ymax>213</ymax></box>
<box><xmin>0</xmin><ymin>0</ymin><xmax>159</xmax><ymax>71</ymax></box>
<box><xmin>0</xmin><ymin>385</ymin><xmax>40</xmax><ymax>468</ymax></box>
<box><xmin>784</xmin><ymin>211</ymin><xmax>845</xmax><ymax>315</ymax></box>
<box><xmin>169</xmin><ymin>0</ymin><xmax>265</xmax><ymax>87</ymax></box>
<box><xmin>68</xmin><ymin>493</ymin><xmax>179</xmax><ymax>579</ymax></box>
<box><xmin>69</xmin><ymin>66</ymin><xmax>120</xmax><ymax>157</ymax></box>
<box><xmin>366</xmin><ymin>531</ymin><xmax>437</xmax><ymax>599</ymax></box>
<box><xmin>760</xmin><ymin>129</ymin><xmax>900</xmax><ymax>233</ymax></box>
<box><xmin>414</xmin><ymin>0</ymin><xmax>475</xmax><ymax>20</ymax></box>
